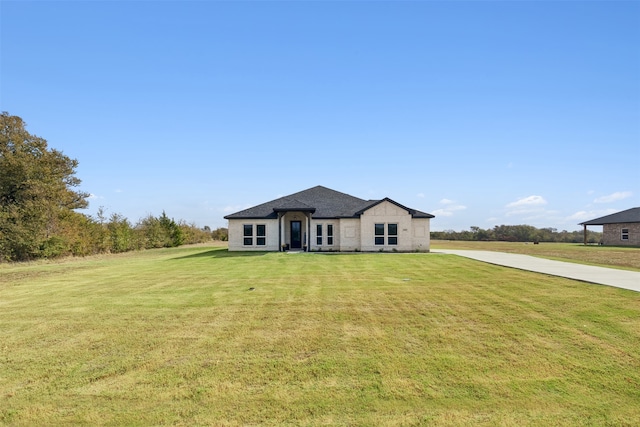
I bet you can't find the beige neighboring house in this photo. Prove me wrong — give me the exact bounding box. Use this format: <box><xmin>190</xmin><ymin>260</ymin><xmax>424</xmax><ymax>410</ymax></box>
<box><xmin>579</xmin><ymin>207</ymin><xmax>640</xmax><ymax>246</ymax></box>
<box><xmin>224</xmin><ymin>186</ymin><xmax>435</xmax><ymax>252</ymax></box>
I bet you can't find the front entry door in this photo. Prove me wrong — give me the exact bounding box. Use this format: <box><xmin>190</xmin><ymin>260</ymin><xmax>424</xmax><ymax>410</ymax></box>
<box><xmin>290</xmin><ymin>221</ymin><xmax>302</xmax><ymax>249</ymax></box>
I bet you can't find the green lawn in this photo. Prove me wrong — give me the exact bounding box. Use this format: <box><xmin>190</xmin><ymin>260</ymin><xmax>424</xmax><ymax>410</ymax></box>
<box><xmin>1</xmin><ymin>244</ymin><xmax>639</xmax><ymax>426</ymax></box>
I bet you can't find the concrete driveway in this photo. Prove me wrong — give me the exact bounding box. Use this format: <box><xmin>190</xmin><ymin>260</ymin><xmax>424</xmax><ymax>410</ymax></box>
<box><xmin>436</xmin><ymin>249</ymin><xmax>640</xmax><ymax>293</ymax></box>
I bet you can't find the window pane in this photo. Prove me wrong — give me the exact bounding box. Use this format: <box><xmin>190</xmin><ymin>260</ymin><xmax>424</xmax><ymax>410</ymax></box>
<box><xmin>388</xmin><ymin>224</ymin><xmax>398</xmax><ymax>235</ymax></box>
<box><xmin>327</xmin><ymin>224</ymin><xmax>333</xmax><ymax>236</ymax></box>
<box><xmin>317</xmin><ymin>237</ymin><xmax>322</xmax><ymax>245</ymax></box>
<box><xmin>375</xmin><ymin>237</ymin><xmax>384</xmax><ymax>245</ymax></box>
<box><xmin>243</xmin><ymin>225</ymin><xmax>253</xmax><ymax>237</ymax></box>
<box><xmin>317</xmin><ymin>224</ymin><xmax>322</xmax><ymax>236</ymax></box>
<box><xmin>257</xmin><ymin>237</ymin><xmax>266</xmax><ymax>245</ymax></box>
<box><xmin>375</xmin><ymin>224</ymin><xmax>384</xmax><ymax>236</ymax></box>
<box><xmin>388</xmin><ymin>237</ymin><xmax>398</xmax><ymax>245</ymax></box>
<box><xmin>243</xmin><ymin>237</ymin><xmax>253</xmax><ymax>245</ymax></box>
<box><xmin>327</xmin><ymin>236</ymin><xmax>333</xmax><ymax>245</ymax></box>
<box><xmin>256</xmin><ymin>224</ymin><xmax>266</xmax><ymax>236</ymax></box>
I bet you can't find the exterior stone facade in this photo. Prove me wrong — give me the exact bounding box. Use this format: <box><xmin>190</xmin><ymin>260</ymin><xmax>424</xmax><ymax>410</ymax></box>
<box><xmin>602</xmin><ymin>223</ymin><xmax>640</xmax><ymax>246</ymax></box>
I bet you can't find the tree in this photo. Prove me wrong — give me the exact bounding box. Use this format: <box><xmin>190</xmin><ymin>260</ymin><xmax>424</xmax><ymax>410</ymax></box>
<box><xmin>211</xmin><ymin>227</ymin><xmax>228</xmax><ymax>241</ymax></box>
<box><xmin>159</xmin><ymin>211</ymin><xmax>183</xmax><ymax>247</ymax></box>
<box><xmin>107</xmin><ymin>213</ymin><xmax>134</xmax><ymax>253</ymax></box>
<box><xmin>0</xmin><ymin>113</ymin><xmax>89</xmax><ymax>260</ymax></box>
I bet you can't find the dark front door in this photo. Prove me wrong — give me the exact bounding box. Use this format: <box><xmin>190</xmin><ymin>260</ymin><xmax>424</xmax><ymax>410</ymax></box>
<box><xmin>290</xmin><ymin>221</ymin><xmax>302</xmax><ymax>249</ymax></box>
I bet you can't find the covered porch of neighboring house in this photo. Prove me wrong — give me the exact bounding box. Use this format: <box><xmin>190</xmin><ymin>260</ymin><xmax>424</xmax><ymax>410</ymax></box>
<box><xmin>581</xmin><ymin>223</ymin><xmax>602</xmax><ymax>245</ymax></box>
<box><xmin>275</xmin><ymin>207</ymin><xmax>315</xmax><ymax>252</ymax></box>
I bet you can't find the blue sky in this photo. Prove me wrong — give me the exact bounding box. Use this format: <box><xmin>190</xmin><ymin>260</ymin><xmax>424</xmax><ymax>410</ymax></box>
<box><xmin>2</xmin><ymin>1</ymin><xmax>638</xmax><ymax>231</ymax></box>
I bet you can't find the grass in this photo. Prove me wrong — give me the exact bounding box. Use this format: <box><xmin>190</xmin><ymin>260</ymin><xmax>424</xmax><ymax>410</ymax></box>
<box><xmin>432</xmin><ymin>240</ymin><xmax>640</xmax><ymax>271</ymax></box>
<box><xmin>1</xmin><ymin>244</ymin><xmax>639</xmax><ymax>425</ymax></box>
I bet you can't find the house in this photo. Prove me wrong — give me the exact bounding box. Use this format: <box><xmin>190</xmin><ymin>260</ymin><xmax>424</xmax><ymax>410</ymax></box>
<box><xmin>579</xmin><ymin>207</ymin><xmax>640</xmax><ymax>246</ymax></box>
<box><xmin>224</xmin><ymin>186</ymin><xmax>435</xmax><ymax>252</ymax></box>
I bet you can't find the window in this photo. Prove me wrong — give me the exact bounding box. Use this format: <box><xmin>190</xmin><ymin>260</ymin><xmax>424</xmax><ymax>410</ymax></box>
<box><xmin>327</xmin><ymin>224</ymin><xmax>334</xmax><ymax>245</ymax></box>
<box><xmin>316</xmin><ymin>224</ymin><xmax>323</xmax><ymax>245</ymax></box>
<box><xmin>375</xmin><ymin>223</ymin><xmax>385</xmax><ymax>245</ymax></box>
<box><xmin>243</xmin><ymin>224</ymin><xmax>253</xmax><ymax>246</ymax></box>
<box><xmin>243</xmin><ymin>224</ymin><xmax>266</xmax><ymax>246</ymax></box>
<box><xmin>256</xmin><ymin>224</ymin><xmax>266</xmax><ymax>246</ymax></box>
<box><xmin>388</xmin><ymin>223</ymin><xmax>398</xmax><ymax>245</ymax></box>
<box><xmin>375</xmin><ymin>223</ymin><xmax>398</xmax><ymax>245</ymax></box>
<box><xmin>622</xmin><ymin>228</ymin><xmax>629</xmax><ymax>241</ymax></box>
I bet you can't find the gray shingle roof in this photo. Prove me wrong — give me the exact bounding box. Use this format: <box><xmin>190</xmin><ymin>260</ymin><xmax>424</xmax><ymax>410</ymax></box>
<box><xmin>579</xmin><ymin>207</ymin><xmax>640</xmax><ymax>225</ymax></box>
<box><xmin>224</xmin><ymin>185</ymin><xmax>435</xmax><ymax>220</ymax></box>
<box><xmin>354</xmin><ymin>198</ymin><xmax>435</xmax><ymax>219</ymax></box>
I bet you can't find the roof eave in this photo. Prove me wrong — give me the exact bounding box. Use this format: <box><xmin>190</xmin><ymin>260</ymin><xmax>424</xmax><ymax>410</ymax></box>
<box><xmin>273</xmin><ymin>207</ymin><xmax>316</xmax><ymax>213</ymax></box>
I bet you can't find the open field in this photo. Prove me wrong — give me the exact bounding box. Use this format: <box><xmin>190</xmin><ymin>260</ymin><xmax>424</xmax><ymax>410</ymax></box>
<box><xmin>1</xmin><ymin>244</ymin><xmax>639</xmax><ymax>425</ymax></box>
<box><xmin>432</xmin><ymin>240</ymin><xmax>640</xmax><ymax>271</ymax></box>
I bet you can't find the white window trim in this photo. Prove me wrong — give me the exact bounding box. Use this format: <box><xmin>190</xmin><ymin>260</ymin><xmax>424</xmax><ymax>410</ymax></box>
<box><xmin>256</xmin><ymin>224</ymin><xmax>266</xmax><ymax>246</ymax></box>
<box><xmin>621</xmin><ymin>228</ymin><xmax>629</xmax><ymax>241</ymax></box>
<box><xmin>243</xmin><ymin>224</ymin><xmax>253</xmax><ymax>246</ymax></box>
<box><xmin>316</xmin><ymin>223</ymin><xmax>334</xmax><ymax>246</ymax></box>
<box><xmin>243</xmin><ymin>224</ymin><xmax>267</xmax><ymax>246</ymax></box>
<box><xmin>374</xmin><ymin>223</ymin><xmax>398</xmax><ymax>246</ymax></box>
<box><xmin>316</xmin><ymin>223</ymin><xmax>323</xmax><ymax>246</ymax></box>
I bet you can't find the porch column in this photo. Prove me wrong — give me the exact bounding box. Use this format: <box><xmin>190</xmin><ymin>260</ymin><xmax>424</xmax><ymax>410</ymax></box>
<box><xmin>583</xmin><ymin>224</ymin><xmax>587</xmax><ymax>245</ymax></box>
<box><xmin>280</xmin><ymin>213</ymin><xmax>286</xmax><ymax>250</ymax></box>
<box><xmin>278</xmin><ymin>212</ymin><xmax>282</xmax><ymax>251</ymax></box>
<box><xmin>304</xmin><ymin>213</ymin><xmax>308</xmax><ymax>250</ymax></box>
<box><xmin>308</xmin><ymin>213</ymin><xmax>312</xmax><ymax>249</ymax></box>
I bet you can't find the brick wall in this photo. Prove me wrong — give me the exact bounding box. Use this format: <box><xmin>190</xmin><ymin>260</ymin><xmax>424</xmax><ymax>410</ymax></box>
<box><xmin>603</xmin><ymin>223</ymin><xmax>640</xmax><ymax>246</ymax></box>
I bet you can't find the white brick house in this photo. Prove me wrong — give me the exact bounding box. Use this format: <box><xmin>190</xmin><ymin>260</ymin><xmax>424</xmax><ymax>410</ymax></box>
<box><xmin>224</xmin><ymin>186</ymin><xmax>434</xmax><ymax>252</ymax></box>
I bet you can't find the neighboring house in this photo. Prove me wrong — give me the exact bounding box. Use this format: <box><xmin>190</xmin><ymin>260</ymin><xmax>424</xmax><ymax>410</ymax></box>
<box><xmin>579</xmin><ymin>207</ymin><xmax>640</xmax><ymax>246</ymax></box>
<box><xmin>224</xmin><ymin>185</ymin><xmax>435</xmax><ymax>252</ymax></box>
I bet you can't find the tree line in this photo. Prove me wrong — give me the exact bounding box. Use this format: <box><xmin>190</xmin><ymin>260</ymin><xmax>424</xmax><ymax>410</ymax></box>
<box><xmin>431</xmin><ymin>225</ymin><xmax>602</xmax><ymax>244</ymax></box>
<box><xmin>0</xmin><ymin>112</ymin><xmax>224</xmax><ymax>262</ymax></box>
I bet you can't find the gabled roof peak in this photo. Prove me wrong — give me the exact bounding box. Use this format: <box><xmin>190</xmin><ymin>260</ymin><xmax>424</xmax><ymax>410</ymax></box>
<box><xmin>224</xmin><ymin>185</ymin><xmax>434</xmax><ymax>220</ymax></box>
<box><xmin>356</xmin><ymin>197</ymin><xmax>435</xmax><ymax>219</ymax></box>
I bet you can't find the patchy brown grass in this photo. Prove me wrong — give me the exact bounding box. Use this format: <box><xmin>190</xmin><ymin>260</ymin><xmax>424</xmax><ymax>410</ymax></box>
<box><xmin>432</xmin><ymin>240</ymin><xmax>640</xmax><ymax>271</ymax></box>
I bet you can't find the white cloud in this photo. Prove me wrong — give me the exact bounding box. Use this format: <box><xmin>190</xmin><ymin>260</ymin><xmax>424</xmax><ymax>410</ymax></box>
<box><xmin>88</xmin><ymin>193</ymin><xmax>99</xmax><ymax>200</ymax></box>
<box><xmin>593</xmin><ymin>191</ymin><xmax>632</xmax><ymax>204</ymax></box>
<box><xmin>432</xmin><ymin>209</ymin><xmax>453</xmax><ymax>217</ymax></box>
<box><xmin>433</xmin><ymin>199</ymin><xmax>466</xmax><ymax>217</ymax></box>
<box><xmin>221</xmin><ymin>205</ymin><xmax>245</xmax><ymax>213</ymax></box>
<box><xmin>566</xmin><ymin>209</ymin><xmax>617</xmax><ymax>222</ymax></box>
<box><xmin>417</xmin><ymin>193</ymin><xmax>425</xmax><ymax>198</ymax></box>
<box><xmin>506</xmin><ymin>195</ymin><xmax>547</xmax><ymax>208</ymax></box>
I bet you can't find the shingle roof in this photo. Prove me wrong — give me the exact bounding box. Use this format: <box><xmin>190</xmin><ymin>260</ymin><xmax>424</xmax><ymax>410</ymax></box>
<box><xmin>224</xmin><ymin>185</ymin><xmax>435</xmax><ymax>220</ymax></box>
<box><xmin>354</xmin><ymin>198</ymin><xmax>435</xmax><ymax>219</ymax></box>
<box><xmin>579</xmin><ymin>207</ymin><xmax>640</xmax><ymax>225</ymax></box>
